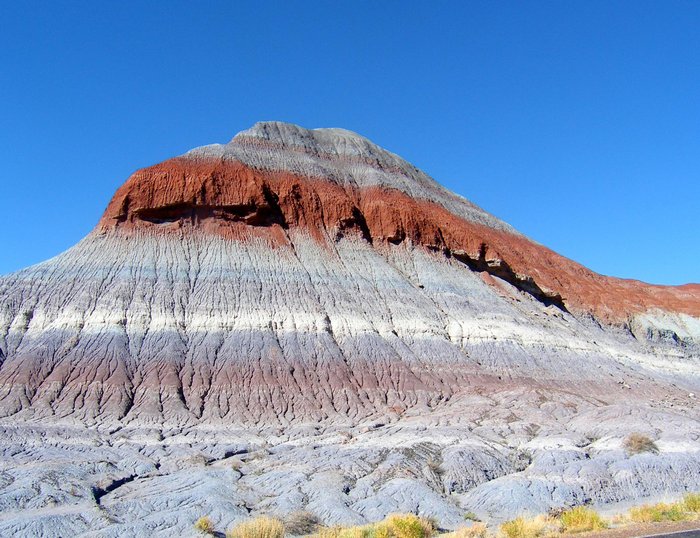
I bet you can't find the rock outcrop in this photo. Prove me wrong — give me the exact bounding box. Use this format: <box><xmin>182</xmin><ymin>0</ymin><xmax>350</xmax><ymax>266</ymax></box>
<box><xmin>0</xmin><ymin>122</ymin><xmax>698</xmax><ymax>537</ymax></box>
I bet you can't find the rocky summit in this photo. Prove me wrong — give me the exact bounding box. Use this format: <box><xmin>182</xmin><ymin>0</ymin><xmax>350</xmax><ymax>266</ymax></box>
<box><xmin>0</xmin><ymin>122</ymin><xmax>698</xmax><ymax>537</ymax></box>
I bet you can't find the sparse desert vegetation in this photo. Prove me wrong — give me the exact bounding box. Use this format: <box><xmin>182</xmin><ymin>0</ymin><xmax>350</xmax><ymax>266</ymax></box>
<box><xmin>195</xmin><ymin>494</ymin><xmax>700</xmax><ymax>538</ymax></box>
<box><xmin>313</xmin><ymin>513</ymin><xmax>434</xmax><ymax>538</ymax></box>
<box><xmin>629</xmin><ymin>502</ymin><xmax>688</xmax><ymax>523</ymax></box>
<box><xmin>623</xmin><ymin>433</ymin><xmax>658</xmax><ymax>455</ymax></box>
<box><xmin>496</xmin><ymin>498</ymin><xmax>699</xmax><ymax>538</ymax></box>
<box><xmin>683</xmin><ymin>493</ymin><xmax>700</xmax><ymax>513</ymax></box>
<box><xmin>499</xmin><ymin>515</ymin><xmax>553</xmax><ymax>538</ymax></box>
<box><xmin>226</xmin><ymin>516</ymin><xmax>285</xmax><ymax>538</ymax></box>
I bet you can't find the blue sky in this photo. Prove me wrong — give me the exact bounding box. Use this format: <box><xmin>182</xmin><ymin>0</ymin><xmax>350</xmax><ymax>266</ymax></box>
<box><xmin>1</xmin><ymin>1</ymin><xmax>698</xmax><ymax>284</ymax></box>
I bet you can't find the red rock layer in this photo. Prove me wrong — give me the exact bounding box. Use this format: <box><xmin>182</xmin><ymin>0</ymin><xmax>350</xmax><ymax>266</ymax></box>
<box><xmin>98</xmin><ymin>157</ymin><xmax>700</xmax><ymax>322</ymax></box>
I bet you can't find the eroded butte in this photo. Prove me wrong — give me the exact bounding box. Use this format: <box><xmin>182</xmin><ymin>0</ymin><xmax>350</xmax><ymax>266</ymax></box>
<box><xmin>0</xmin><ymin>122</ymin><xmax>698</xmax><ymax>537</ymax></box>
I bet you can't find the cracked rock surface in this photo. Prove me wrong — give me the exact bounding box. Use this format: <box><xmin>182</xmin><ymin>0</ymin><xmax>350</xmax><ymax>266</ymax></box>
<box><xmin>0</xmin><ymin>122</ymin><xmax>698</xmax><ymax>537</ymax></box>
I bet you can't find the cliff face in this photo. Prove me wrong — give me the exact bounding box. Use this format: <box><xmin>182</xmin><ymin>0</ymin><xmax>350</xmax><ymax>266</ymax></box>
<box><xmin>99</xmin><ymin>145</ymin><xmax>700</xmax><ymax>323</ymax></box>
<box><xmin>0</xmin><ymin>122</ymin><xmax>698</xmax><ymax>537</ymax></box>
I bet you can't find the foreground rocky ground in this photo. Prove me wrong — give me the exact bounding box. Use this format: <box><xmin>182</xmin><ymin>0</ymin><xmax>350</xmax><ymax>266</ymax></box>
<box><xmin>1</xmin><ymin>385</ymin><xmax>698</xmax><ymax>536</ymax></box>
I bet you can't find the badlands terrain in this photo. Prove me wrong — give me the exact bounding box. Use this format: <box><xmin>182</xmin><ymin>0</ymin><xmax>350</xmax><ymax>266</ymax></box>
<box><xmin>0</xmin><ymin>122</ymin><xmax>698</xmax><ymax>536</ymax></box>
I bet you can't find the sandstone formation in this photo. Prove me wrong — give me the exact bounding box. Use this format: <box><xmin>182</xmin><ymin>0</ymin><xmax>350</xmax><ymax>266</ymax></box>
<box><xmin>0</xmin><ymin>122</ymin><xmax>698</xmax><ymax>537</ymax></box>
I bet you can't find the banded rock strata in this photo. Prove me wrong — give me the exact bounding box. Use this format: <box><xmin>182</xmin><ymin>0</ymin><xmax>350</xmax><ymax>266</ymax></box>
<box><xmin>0</xmin><ymin>122</ymin><xmax>698</xmax><ymax>537</ymax></box>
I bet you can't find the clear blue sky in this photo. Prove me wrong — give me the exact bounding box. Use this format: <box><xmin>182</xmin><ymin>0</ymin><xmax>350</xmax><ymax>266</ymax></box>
<box><xmin>1</xmin><ymin>1</ymin><xmax>698</xmax><ymax>284</ymax></box>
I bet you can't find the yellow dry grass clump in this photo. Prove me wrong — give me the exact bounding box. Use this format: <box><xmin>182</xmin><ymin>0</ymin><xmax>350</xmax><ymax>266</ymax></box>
<box><xmin>226</xmin><ymin>516</ymin><xmax>285</xmax><ymax>538</ymax></box>
<box><xmin>313</xmin><ymin>513</ymin><xmax>434</xmax><ymax>538</ymax></box>
<box><xmin>559</xmin><ymin>506</ymin><xmax>607</xmax><ymax>533</ymax></box>
<box><xmin>499</xmin><ymin>515</ymin><xmax>555</xmax><ymax>538</ymax></box>
<box><xmin>683</xmin><ymin>493</ymin><xmax>700</xmax><ymax>513</ymax></box>
<box><xmin>629</xmin><ymin>502</ymin><xmax>688</xmax><ymax>523</ymax></box>
<box><xmin>195</xmin><ymin>515</ymin><xmax>216</xmax><ymax>534</ymax></box>
<box><xmin>622</xmin><ymin>433</ymin><xmax>658</xmax><ymax>455</ymax></box>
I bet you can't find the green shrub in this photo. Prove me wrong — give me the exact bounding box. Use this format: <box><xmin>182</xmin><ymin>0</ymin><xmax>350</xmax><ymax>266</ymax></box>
<box><xmin>559</xmin><ymin>506</ymin><xmax>607</xmax><ymax>533</ymax></box>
